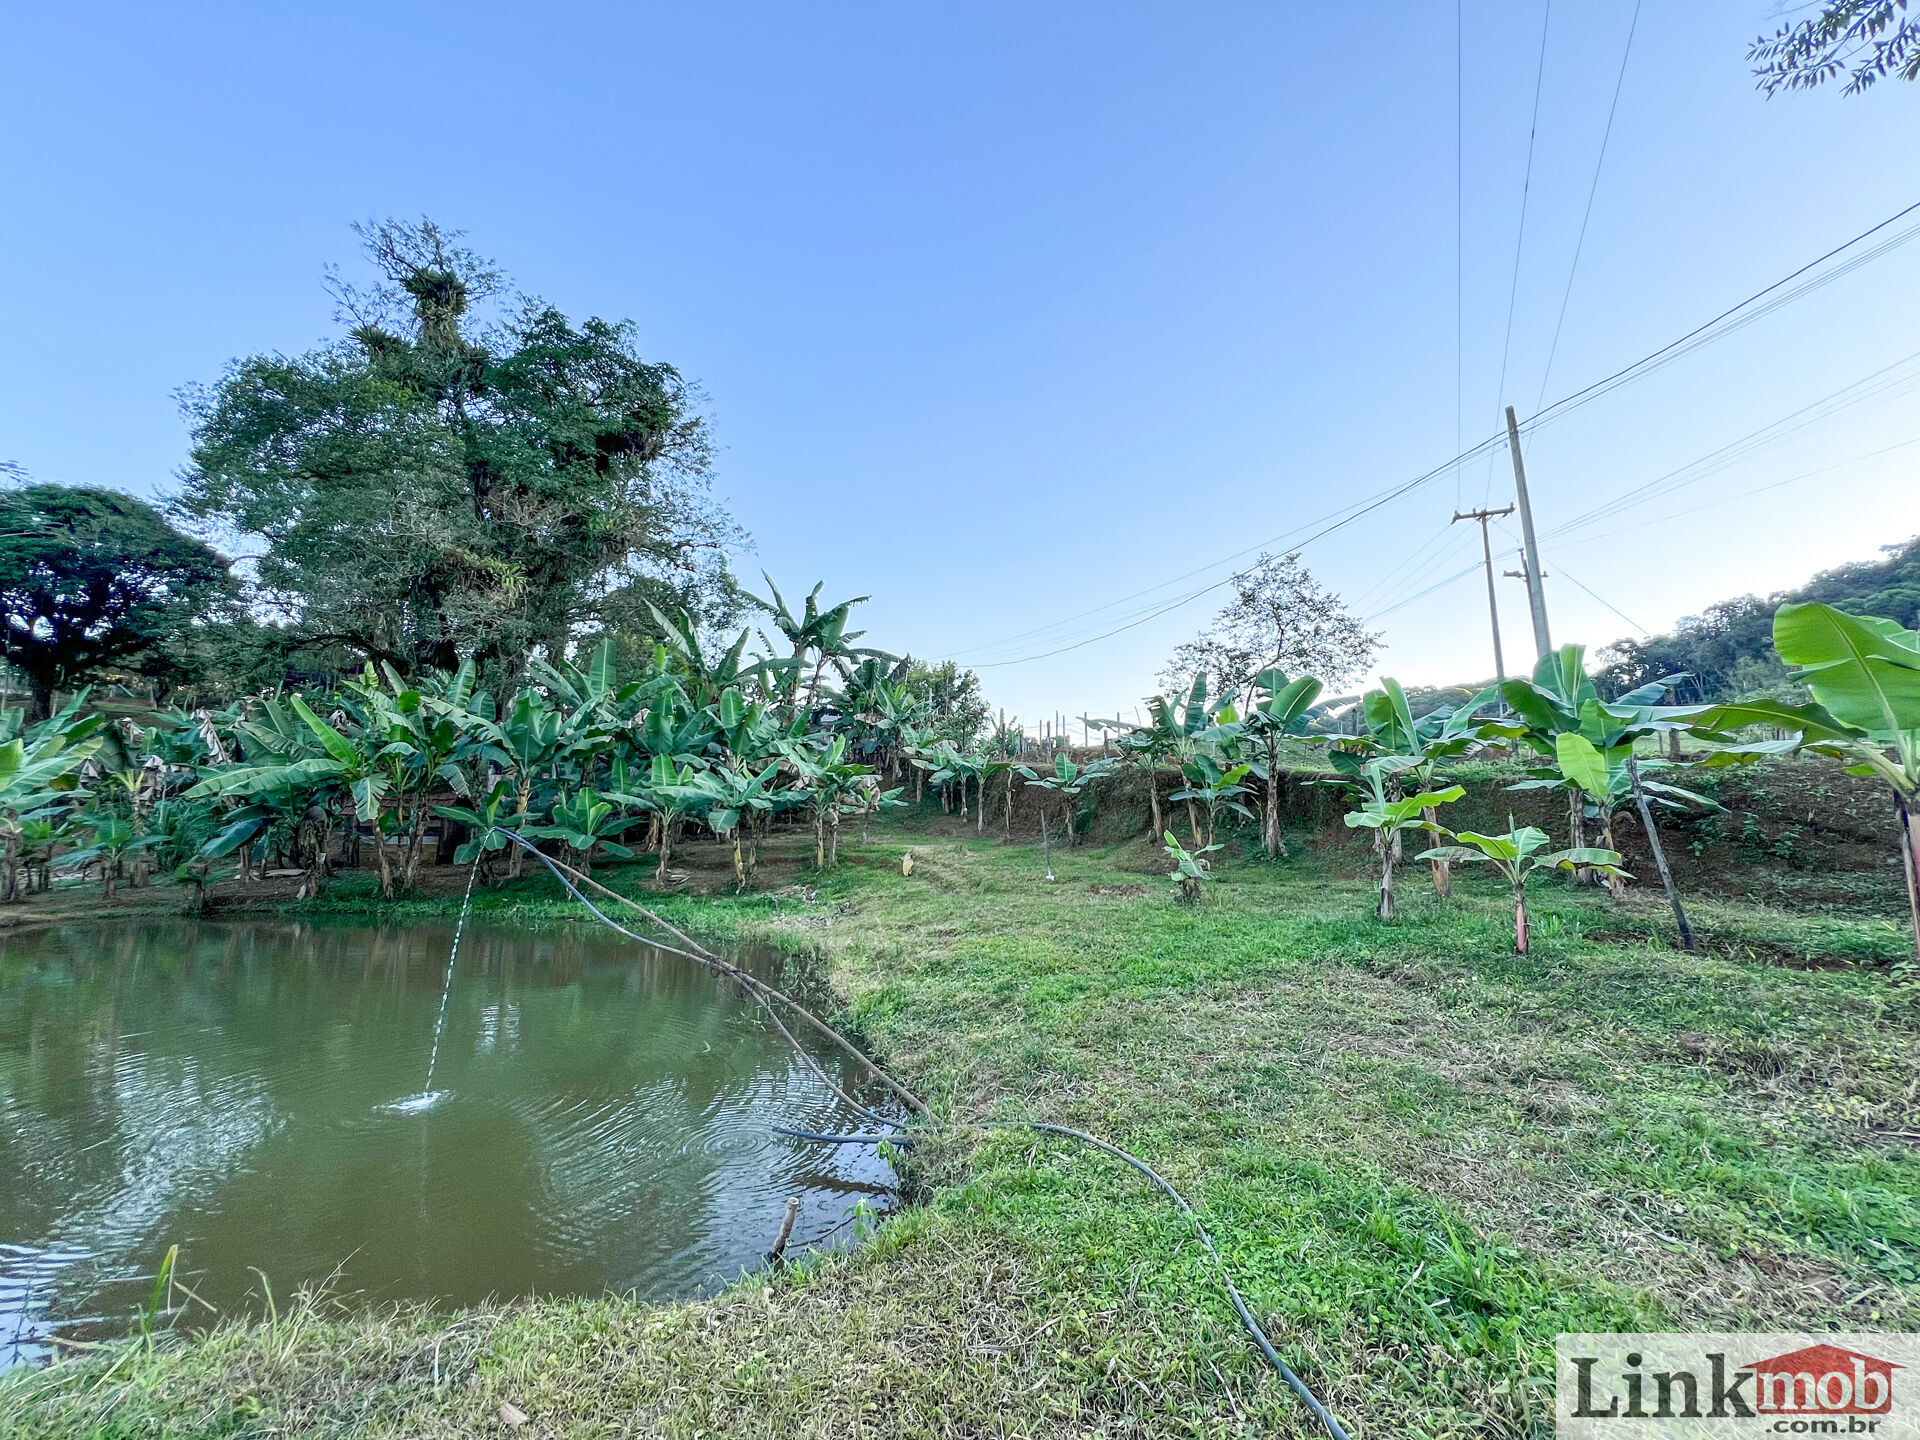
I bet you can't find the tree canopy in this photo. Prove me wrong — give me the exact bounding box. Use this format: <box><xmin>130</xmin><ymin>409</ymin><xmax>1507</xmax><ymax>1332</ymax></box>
<box><xmin>0</xmin><ymin>484</ymin><xmax>231</xmax><ymax>716</ymax></box>
<box><xmin>1158</xmin><ymin>552</ymin><xmax>1378</xmax><ymax>700</ymax></box>
<box><xmin>1751</xmin><ymin>1</ymin><xmax>1920</xmax><ymax>94</ymax></box>
<box><xmin>177</xmin><ymin>219</ymin><xmax>738</xmax><ymax>687</ymax></box>
<box><xmin>1596</xmin><ymin>535</ymin><xmax>1920</xmax><ymax>702</ymax></box>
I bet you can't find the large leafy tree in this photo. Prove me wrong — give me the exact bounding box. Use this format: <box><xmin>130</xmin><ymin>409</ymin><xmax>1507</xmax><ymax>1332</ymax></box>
<box><xmin>177</xmin><ymin>219</ymin><xmax>736</xmax><ymax>685</ymax></box>
<box><xmin>0</xmin><ymin>484</ymin><xmax>231</xmax><ymax>717</ymax></box>
<box><xmin>1159</xmin><ymin>552</ymin><xmax>1377</xmax><ymax>700</ymax></box>
<box><xmin>907</xmin><ymin>659</ymin><xmax>989</xmax><ymax>747</ymax></box>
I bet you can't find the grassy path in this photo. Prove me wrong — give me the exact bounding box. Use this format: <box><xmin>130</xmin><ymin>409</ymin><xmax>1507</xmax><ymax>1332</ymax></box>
<box><xmin>5</xmin><ymin>827</ymin><xmax>1917</xmax><ymax>1437</ymax></box>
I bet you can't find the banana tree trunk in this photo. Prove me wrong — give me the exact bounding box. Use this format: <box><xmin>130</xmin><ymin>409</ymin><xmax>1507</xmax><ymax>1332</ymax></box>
<box><xmin>977</xmin><ymin>780</ymin><xmax>986</xmax><ymax>834</ymax></box>
<box><xmin>1375</xmin><ymin>834</ymin><xmax>1395</xmax><ymax>920</ymax></box>
<box><xmin>1263</xmin><ymin>753</ymin><xmax>1287</xmax><ymax>859</ymax></box>
<box><xmin>1600</xmin><ymin>811</ymin><xmax>1626</xmax><ymax>903</ymax></box>
<box><xmin>375</xmin><ymin>824</ymin><xmax>395</xmax><ymax>899</ymax></box>
<box><xmin>1513</xmin><ymin>882</ymin><xmax>1530</xmax><ymax>954</ymax></box>
<box><xmin>1424</xmin><ymin>806</ymin><xmax>1451</xmax><ymax>897</ymax></box>
<box><xmin>1</xmin><ymin>830</ymin><xmax>18</xmax><ymax>904</ymax></box>
<box><xmin>1567</xmin><ymin>790</ymin><xmax>1591</xmax><ymax>883</ymax></box>
<box><xmin>1186</xmin><ymin>797</ymin><xmax>1201</xmax><ymax>849</ymax></box>
<box><xmin>814</xmin><ymin>813</ymin><xmax>827</xmax><ymax>871</ymax></box>
<box><xmin>657</xmin><ymin>817</ymin><xmax>677</xmax><ymax>882</ymax></box>
<box><xmin>402</xmin><ymin>795</ymin><xmax>431</xmax><ymax>892</ymax></box>
<box><xmin>732</xmin><ymin>832</ymin><xmax>746</xmax><ymax>891</ymax></box>
<box><xmin>511</xmin><ymin>781</ymin><xmax>531</xmax><ymax>878</ymax></box>
<box><xmin>827</xmin><ymin>810</ymin><xmax>841</xmax><ymax>868</ymax></box>
<box><xmin>1147</xmin><ymin>768</ymin><xmax>1162</xmax><ymax>841</ymax></box>
<box><xmin>1004</xmin><ymin>771</ymin><xmax>1014</xmax><ymax>844</ymax></box>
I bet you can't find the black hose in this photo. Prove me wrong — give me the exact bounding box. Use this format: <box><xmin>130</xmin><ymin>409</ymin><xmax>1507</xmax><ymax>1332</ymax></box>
<box><xmin>481</xmin><ymin>828</ymin><xmax>1352</xmax><ymax>1440</ymax></box>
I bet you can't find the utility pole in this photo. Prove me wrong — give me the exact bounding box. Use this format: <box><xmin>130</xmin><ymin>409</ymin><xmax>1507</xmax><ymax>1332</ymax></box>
<box><xmin>1504</xmin><ymin>405</ymin><xmax>1552</xmax><ymax>660</ymax></box>
<box><xmin>1451</xmin><ymin>505</ymin><xmax>1514</xmax><ymax>684</ymax></box>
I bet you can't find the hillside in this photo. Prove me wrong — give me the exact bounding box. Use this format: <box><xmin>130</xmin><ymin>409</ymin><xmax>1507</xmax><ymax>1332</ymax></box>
<box><xmin>1595</xmin><ymin>535</ymin><xmax>1920</xmax><ymax>702</ymax></box>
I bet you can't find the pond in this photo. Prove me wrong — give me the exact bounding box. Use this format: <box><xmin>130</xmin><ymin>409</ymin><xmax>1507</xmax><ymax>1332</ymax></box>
<box><xmin>0</xmin><ymin>917</ymin><xmax>894</xmax><ymax>1364</ymax></box>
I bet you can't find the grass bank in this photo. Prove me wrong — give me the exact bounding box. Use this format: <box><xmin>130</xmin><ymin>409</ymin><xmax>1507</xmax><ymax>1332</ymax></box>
<box><xmin>5</xmin><ymin>824</ymin><xmax>1918</xmax><ymax>1438</ymax></box>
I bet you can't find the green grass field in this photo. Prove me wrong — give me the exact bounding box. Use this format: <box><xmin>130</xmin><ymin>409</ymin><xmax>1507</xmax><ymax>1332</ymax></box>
<box><xmin>5</xmin><ymin>823</ymin><xmax>1917</xmax><ymax>1438</ymax></box>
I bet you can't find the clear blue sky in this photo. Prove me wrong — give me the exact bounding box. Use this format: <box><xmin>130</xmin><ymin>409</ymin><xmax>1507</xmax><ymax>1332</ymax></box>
<box><xmin>5</xmin><ymin>3</ymin><xmax>1918</xmax><ymax>724</ymax></box>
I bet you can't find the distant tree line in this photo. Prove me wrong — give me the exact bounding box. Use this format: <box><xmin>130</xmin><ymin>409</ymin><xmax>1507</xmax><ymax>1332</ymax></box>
<box><xmin>1596</xmin><ymin>536</ymin><xmax>1920</xmax><ymax>703</ymax></box>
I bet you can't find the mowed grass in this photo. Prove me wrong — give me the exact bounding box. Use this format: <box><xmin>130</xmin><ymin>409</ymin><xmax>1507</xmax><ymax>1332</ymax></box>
<box><xmin>5</xmin><ymin>824</ymin><xmax>1918</xmax><ymax>1438</ymax></box>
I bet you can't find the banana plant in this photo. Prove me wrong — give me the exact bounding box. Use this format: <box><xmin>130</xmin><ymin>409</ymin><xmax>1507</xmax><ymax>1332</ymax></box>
<box><xmin>12</xmin><ymin>813</ymin><xmax>72</xmax><ymax>897</ymax></box>
<box><xmin>1016</xmin><ymin>752</ymin><xmax>1115</xmax><ymax>852</ymax></box>
<box><xmin>849</xmin><ymin>776</ymin><xmax>908</xmax><ymax>843</ymax></box>
<box><xmin>525</xmin><ymin>787</ymin><xmax>647</xmax><ymax>876</ymax></box>
<box><xmin>1103</xmin><ymin>674</ymin><xmax>1232</xmax><ymax>845</ymax></box>
<box><xmin>341</xmin><ymin>662</ymin><xmax>478</xmax><ymax>891</ymax></box>
<box><xmin>1693</xmin><ymin>601</ymin><xmax>1920</xmax><ymax>964</ymax></box>
<box><xmin>912</xmin><ymin>740</ymin><xmax>980</xmax><ymax>819</ymax></box>
<box><xmin>1529</xmin><ymin>731</ymin><xmax>1719</xmax><ymax>903</ymax></box>
<box><xmin>187</xmin><ymin>693</ymin><xmax>346</xmax><ymax>887</ymax></box>
<box><xmin>667</xmin><ymin>761</ymin><xmax>792</xmax><ymax>890</ymax></box>
<box><xmin>983</xmin><ymin>712</ymin><xmax>1025</xmax><ymax>842</ymax></box>
<box><xmin>1167</xmin><ymin>752</ymin><xmax>1253</xmax><ymax>849</ymax></box>
<box><xmin>1324</xmin><ymin>676</ymin><xmax>1497</xmax><ymax>898</ymax></box>
<box><xmin>1493</xmin><ymin>645</ymin><xmax>1694</xmax><ymax>854</ymax></box>
<box><xmin>647</xmin><ymin>603</ymin><xmax>757</xmax><ymax>710</ymax></box>
<box><xmin>1340</xmin><ymin>756</ymin><xmax>1465</xmax><ymax>920</ymax></box>
<box><xmin>837</xmin><ymin>664</ymin><xmax>924</xmax><ymax>778</ymax></box>
<box><xmin>527</xmin><ymin>637</ymin><xmax>628</xmax><ymax>718</ymax></box>
<box><xmin>470</xmin><ymin>688</ymin><xmax>564</xmax><ymax>876</ymax></box>
<box><xmin>1241</xmin><ymin>669</ymin><xmax>1324</xmax><ymax>858</ymax></box>
<box><xmin>746</xmin><ymin>575</ymin><xmax>889</xmax><ymax>710</ymax></box>
<box><xmin>64</xmin><ymin>813</ymin><xmax>161</xmax><ymax>900</ymax></box>
<box><xmin>1163</xmin><ymin>829</ymin><xmax>1222</xmax><ymax>903</ymax></box>
<box><xmin>0</xmin><ymin>697</ymin><xmax>102</xmax><ymax>902</ymax></box>
<box><xmin>1418</xmin><ymin>824</ymin><xmax>1628</xmax><ymax>955</ymax></box>
<box><xmin>779</xmin><ymin>734</ymin><xmax>873</xmax><ymax>869</ymax></box>
<box><xmin>608</xmin><ymin>753</ymin><xmax>707</xmax><ymax>881</ymax></box>
<box><xmin>432</xmin><ymin>779</ymin><xmax>527</xmax><ymax>877</ymax></box>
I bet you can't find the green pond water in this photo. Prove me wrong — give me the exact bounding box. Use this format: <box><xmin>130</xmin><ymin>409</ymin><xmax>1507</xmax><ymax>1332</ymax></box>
<box><xmin>0</xmin><ymin>918</ymin><xmax>894</xmax><ymax>1363</ymax></box>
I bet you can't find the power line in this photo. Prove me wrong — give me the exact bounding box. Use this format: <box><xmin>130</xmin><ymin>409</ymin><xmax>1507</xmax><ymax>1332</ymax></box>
<box><xmin>1494</xmin><ymin>519</ymin><xmax>1647</xmax><ymax>634</ymax></box>
<box><xmin>1544</xmin><ymin>347</ymin><xmax>1920</xmax><ymax>538</ymax></box>
<box><xmin>969</xmin><ymin>434</ymin><xmax>1510</xmax><ymax>669</ymax></box>
<box><xmin>945</xmin><ymin>484</ymin><xmax>1440</xmax><ymax>660</ymax></box>
<box><xmin>1486</xmin><ymin>0</ymin><xmax>1555</xmax><ymax>505</ymax></box>
<box><xmin>949</xmin><ymin>198</ymin><xmax>1920</xmax><ymax>669</ymax></box>
<box><xmin>1351</xmin><ymin>521</ymin><xmax>1458</xmax><ymax>606</ymax></box>
<box><xmin>1548</xmin><ymin>432</ymin><xmax>1920</xmax><ymax>554</ymax></box>
<box><xmin>1550</xmin><ymin>563</ymin><xmax>1647</xmax><ymax>635</ymax></box>
<box><xmin>1367</xmin><ymin>554</ymin><xmax>1504</xmax><ymax>622</ymax></box>
<box><xmin>1361</xmin><ymin>524</ymin><xmax>1479</xmax><ymax>616</ymax></box>
<box><xmin>1455</xmin><ymin>0</ymin><xmax>1465</xmax><ymax>508</ymax></box>
<box><xmin>1371</xmin><ymin>415</ymin><xmax>1920</xmax><ymax>633</ymax></box>
<box><xmin>1535</xmin><ymin>0</ymin><xmax>1641</xmax><ymax>410</ymax></box>
<box><xmin>1527</xmin><ymin>199</ymin><xmax>1920</xmax><ymax>433</ymax></box>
